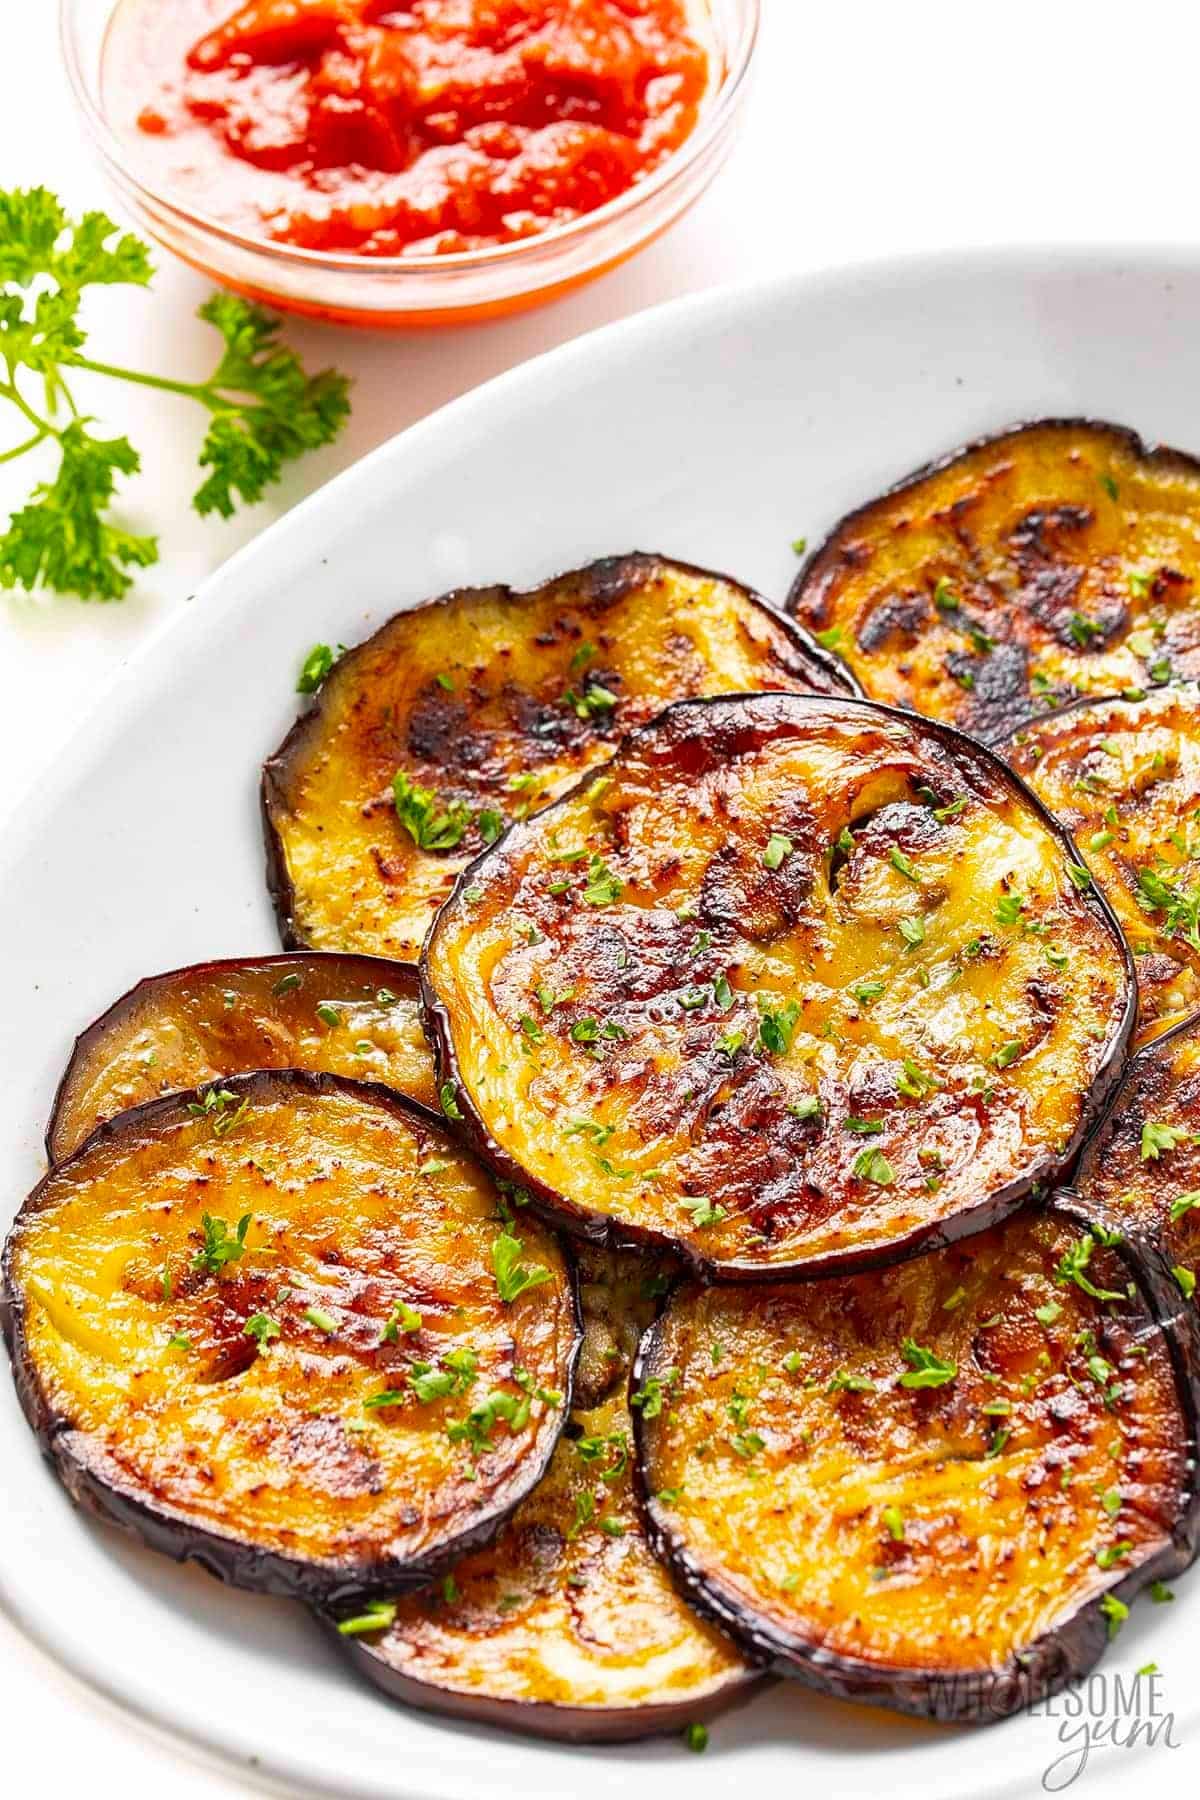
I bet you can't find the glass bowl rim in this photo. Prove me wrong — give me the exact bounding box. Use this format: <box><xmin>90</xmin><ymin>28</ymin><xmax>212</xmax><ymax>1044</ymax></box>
<box><xmin>59</xmin><ymin>0</ymin><xmax>761</xmax><ymax>281</ymax></box>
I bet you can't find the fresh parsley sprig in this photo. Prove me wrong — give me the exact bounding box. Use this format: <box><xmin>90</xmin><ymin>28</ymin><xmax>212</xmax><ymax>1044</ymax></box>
<box><xmin>0</xmin><ymin>188</ymin><xmax>350</xmax><ymax>602</ymax></box>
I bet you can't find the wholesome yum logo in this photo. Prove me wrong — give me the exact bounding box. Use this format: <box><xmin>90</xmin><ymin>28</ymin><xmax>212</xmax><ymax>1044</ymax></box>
<box><xmin>1032</xmin><ymin>1674</ymin><xmax>1180</xmax><ymax>1791</ymax></box>
<box><xmin>922</xmin><ymin>1672</ymin><xmax>1180</xmax><ymax>1788</ymax></box>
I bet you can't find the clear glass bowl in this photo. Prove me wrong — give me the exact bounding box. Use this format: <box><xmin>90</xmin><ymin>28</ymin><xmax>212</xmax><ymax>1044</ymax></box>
<box><xmin>61</xmin><ymin>0</ymin><xmax>759</xmax><ymax>329</ymax></box>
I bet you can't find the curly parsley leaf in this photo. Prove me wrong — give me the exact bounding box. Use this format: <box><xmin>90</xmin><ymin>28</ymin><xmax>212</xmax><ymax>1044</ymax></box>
<box><xmin>757</xmin><ymin>996</ymin><xmax>801</xmax><ymax>1056</ymax></box>
<box><xmin>297</xmin><ymin>641</ymin><xmax>339</xmax><ymax>693</ymax></box>
<box><xmin>1136</xmin><ymin>867</ymin><xmax>1200</xmax><ymax>952</ymax></box>
<box><xmin>243</xmin><ymin>1312</ymin><xmax>281</xmax><ymax>1348</ymax></box>
<box><xmin>393</xmin><ymin>769</ymin><xmax>470</xmax><ymax>851</ymax></box>
<box><xmin>492</xmin><ymin>1226</ymin><xmax>552</xmax><ymax>1304</ymax></box>
<box><xmin>191</xmin><ymin>294</ymin><xmax>350</xmax><ymax>519</ymax></box>
<box><xmin>631</xmin><ymin>1368</ymin><xmax>679</xmax><ymax>1419</ymax></box>
<box><xmin>1056</xmin><ymin>1230</ymin><xmax>1124</xmax><ymax>1304</ymax></box>
<box><xmin>192</xmin><ymin>1211</ymin><xmax>251</xmax><ymax>1277</ymax></box>
<box><xmin>1142</xmin><ymin>1118</ymin><xmax>1191</xmax><ymax>1161</ymax></box>
<box><xmin>852</xmin><ymin>1146</ymin><xmax>895</xmax><ymax>1186</ymax></box>
<box><xmin>0</xmin><ymin>421</ymin><xmax>156</xmax><ymax>601</ymax></box>
<box><xmin>897</xmin><ymin>1338</ymin><xmax>957</xmax><ymax>1389</ymax></box>
<box><xmin>0</xmin><ymin>190</ymin><xmax>350</xmax><ymax>602</ymax></box>
<box><xmin>0</xmin><ymin>188</ymin><xmax>152</xmax><ymax>295</ymax></box>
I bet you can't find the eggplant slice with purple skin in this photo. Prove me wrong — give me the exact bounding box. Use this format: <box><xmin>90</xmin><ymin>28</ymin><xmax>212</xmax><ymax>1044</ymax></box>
<box><xmin>46</xmin><ymin>952</ymin><xmax>436</xmax><ymax>1164</ymax></box>
<box><xmin>423</xmin><ymin>692</ymin><xmax>1135</xmax><ymax>1279</ymax></box>
<box><xmin>262</xmin><ymin>552</ymin><xmax>855</xmax><ymax>962</ymax></box>
<box><xmin>1075</xmin><ymin>1007</ymin><xmax>1200</xmax><ymax>1299</ymax></box>
<box><xmin>787</xmin><ymin>419</ymin><xmax>1200</xmax><ymax>743</ymax></box>
<box><xmin>3</xmin><ymin>1070</ymin><xmax>579</xmax><ymax>1605</ymax></box>
<box><xmin>333</xmin><ymin>1246</ymin><xmax>763</xmax><ymax>1742</ymax></box>
<box><xmin>1000</xmin><ymin>684</ymin><xmax>1200</xmax><ymax>1046</ymax></box>
<box><xmin>632</xmin><ymin>1195</ymin><xmax>1200</xmax><ymax>1723</ymax></box>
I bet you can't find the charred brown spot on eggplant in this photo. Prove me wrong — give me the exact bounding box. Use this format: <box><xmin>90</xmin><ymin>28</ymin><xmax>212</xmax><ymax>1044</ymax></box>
<box><xmin>788</xmin><ymin>420</ymin><xmax>1200</xmax><ymax>742</ymax></box>
<box><xmin>1002</xmin><ymin>685</ymin><xmax>1200</xmax><ymax>1045</ymax></box>
<box><xmin>3</xmin><ymin>1071</ymin><xmax>578</xmax><ymax>1603</ymax></box>
<box><xmin>1076</xmin><ymin>1010</ymin><xmax>1200</xmax><ymax>1304</ymax></box>
<box><xmin>424</xmin><ymin>693</ymin><xmax>1134</xmax><ymax>1277</ymax></box>
<box><xmin>47</xmin><ymin>953</ymin><xmax>436</xmax><ymax>1164</ymax></box>
<box><xmin>263</xmin><ymin>554</ymin><xmax>853</xmax><ymax>961</ymax></box>
<box><xmin>336</xmin><ymin>1246</ymin><xmax>758</xmax><ymax>1741</ymax></box>
<box><xmin>633</xmin><ymin>1200</ymin><xmax>1200</xmax><ymax>1720</ymax></box>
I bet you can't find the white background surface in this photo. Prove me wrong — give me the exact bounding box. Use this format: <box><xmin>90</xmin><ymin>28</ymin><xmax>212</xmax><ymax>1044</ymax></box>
<box><xmin>4</xmin><ymin>2</ymin><xmax>1200</xmax><ymax>1794</ymax></box>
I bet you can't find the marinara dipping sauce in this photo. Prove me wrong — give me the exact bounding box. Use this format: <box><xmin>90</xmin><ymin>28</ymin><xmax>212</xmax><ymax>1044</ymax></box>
<box><xmin>102</xmin><ymin>0</ymin><xmax>713</xmax><ymax>258</ymax></box>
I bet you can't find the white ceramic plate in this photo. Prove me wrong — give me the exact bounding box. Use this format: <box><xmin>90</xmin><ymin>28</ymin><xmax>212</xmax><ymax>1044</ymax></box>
<box><xmin>2</xmin><ymin>249</ymin><xmax>1198</xmax><ymax>1799</ymax></box>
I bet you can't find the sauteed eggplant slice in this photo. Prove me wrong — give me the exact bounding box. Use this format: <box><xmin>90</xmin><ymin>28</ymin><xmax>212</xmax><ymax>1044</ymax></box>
<box><xmin>1076</xmin><ymin>1010</ymin><xmax>1200</xmax><ymax>1298</ymax></box>
<box><xmin>788</xmin><ymin>420</ymin><xmax>1200</xmax><ymax>742</ymax></box>
<box><xmin>1002</xmin><ymin>685</ymin><xmax>1200</xmax><ymax>1044</ymax></box>
<box><xmin>2</xmin><ymin>1072</ymin><xmax>578</xmax><ymax>1603</ymax></box>
<box><xmin>633</xmin><ymin>1199</ymin><xmax>1200</xmax><ymax>1721</ymax></box>
<box><xmin>336</xmin><ymin>1248</ymin><xmax>760</xmax><ymax>1741</ymax></box>
<box><xmin>47</xmin><ymin>953</ymin><xmax>435</xmax><ymax>1164</ymax></box>
<box><xmin>263</xmin><ymin>554</ymin><xmax>853</xmax><ymax>960</ymax></box>
<box><xmin>424</xmin><ymin>693</ymin><xmax>1134</xmax><ymax>1278</ymax></box>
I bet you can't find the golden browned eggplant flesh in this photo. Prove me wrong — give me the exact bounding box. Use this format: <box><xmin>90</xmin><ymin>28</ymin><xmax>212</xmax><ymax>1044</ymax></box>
<box><xmin>47</xmin><ymin>952</ymin><xmax>435</xmax><ymax>1164</ymax></box>
<box><xmin>263</xmin><ymin>553</ymin><xmax>852</xmax><ymax>961</ymax></box>
<box><xmin>424</xmin><ymin>692</ymin><xmax>1134</xmax><ymax>1278</ymax></box>
<box><xmin>2</xmin><ymin>1071</ymin><xmax>579</xmax><ymax>1603</ymax></box>
<box><xmin>1075</xmin><ymin>1009</ymin><xmax>1200</xmax><ymax>1302</ymax></box>
<box><xmin>336</xmin><ymin>1246</ymin><xmax>760</xmax><ymax>1742</ymax></box>
<box><xmin>1002</xmin><ymin>684</ymin><xmax>1200</xmax><ymax>1045</ymax></box>
<box><xmin>788</xmin><ymin>420</ymin><xmax>1200</xmax><ymax>742</ymax></box>
<box><xmin>633</xmin><ymin>1199</ymin><xmax>1200</xmax><ymax>1720</ymax></box>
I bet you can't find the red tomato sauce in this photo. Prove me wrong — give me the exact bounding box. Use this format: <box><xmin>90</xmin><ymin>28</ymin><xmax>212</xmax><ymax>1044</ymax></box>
<box><xmin>103</xmin><ymin>0</ymin><xmax>712</xmax><ymax>256</ymax></box>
